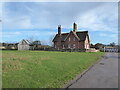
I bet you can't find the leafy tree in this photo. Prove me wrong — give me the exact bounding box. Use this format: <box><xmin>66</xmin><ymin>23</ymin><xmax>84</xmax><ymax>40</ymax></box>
<box><xmin>90</xmin><ymin>43</ymin><xmax>94</xmax><ymax>48</ymax></box>
<box><xmin>2</xmin><ymin>43</ymin><xmax>6</xmax><ymax>46</ymax></box>
<box><xmin>94</xmin><ymin>43</ymin><xmax>104</xmax><ymax>49</ymax></box>
<box><xmin>32</xmin><ymin>40</ymin><xmax>41</xmax><ymax>50</ymax></box>
<box><xmin>109</xmin><ymin>42</ymin><xmax>116</xmax><ymax>47</ymax></box>
<box><xmin>32</xmin><ymin>40</ymin><xmax>41</xmax><ymax>45</ymax></box>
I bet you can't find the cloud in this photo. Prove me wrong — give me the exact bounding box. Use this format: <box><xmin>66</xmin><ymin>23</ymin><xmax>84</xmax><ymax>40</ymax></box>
<box><xmin>0</xmin><ymin>2</ymin><xmax>3</xmax><ymax>33</ymax></box>
<box><xmin>0</xmin><ymin>2</ymin><xmax>2</xmax><ymax>17</ymax></box>
<box><xmin>3</xmin><ymin>16</ymin><xmax>33</xmax><ymax>29</ymax></box>
<box><xmin>99</xmin><ymin>33</ymin><xmax>117</xmax><ymax>38</ymax></box>
<box><xmin>2</xmin><ymin>2</ymin><xmax>105</xmax><ymax>30</ymax></box>
<box><xmin>1</xmin><ymin>2</ymin><xmax>118</xmax><ymax>44</ymax></box>
<box><xmin>2</xmin><ymin>2</ymin><xmax>118</xmax><ymax>34</ymax></box>
<box><xmin>2</xmin><ymin>30</ymin><xmax>56</xmax><ymax>39</ymax></box>
<box><xmin>76</xmin><ymin>2</ymin><xmax>118</xmax><ymax>33</ymax></box>
<box><xmin>1</xmin><ymin>31</ymin><xmax>21</xmax><ymax>38</ymax></box>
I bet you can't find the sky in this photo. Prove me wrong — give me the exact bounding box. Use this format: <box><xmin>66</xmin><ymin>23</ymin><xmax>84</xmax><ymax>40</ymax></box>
<box><xmin>0</xmin><ymin>2</ymin><xmax>118</xmax><ymax>45</ymax></box>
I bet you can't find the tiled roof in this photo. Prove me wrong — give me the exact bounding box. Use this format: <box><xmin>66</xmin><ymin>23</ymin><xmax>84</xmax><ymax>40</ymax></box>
<box><xmin>52</xmin><ymin>31</ymin><xmax>88</xmax><ymax>42</ymax></box>
<box><xmin>23</xmin><ymin>39</ymin><xmax>33</xmax><ymax>45</ymax></box>
<box><xmin>76</xmin><ymin>31</ymin><xmax>88</xmax><ymax>41</ymax></box>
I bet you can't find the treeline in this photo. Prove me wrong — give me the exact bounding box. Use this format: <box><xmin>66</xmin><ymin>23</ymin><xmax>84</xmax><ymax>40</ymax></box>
<box><xmin>90</xmin><ymin>42</ymin><xmax>119</xmax><ymax>49</ymax></box>
<box><xmin>0</xmin><ymin>42</ymin><xmax>18</xmax><ymax>50</ymax></box>
<box><xmin>0</xmin><ymin>42</ymin><xmax>119</xmax><ymax>50</ymax></box>
<box><xmin>0</xmin><ymin>42</ymin><xmax>52</xmax><ymax>50</ymax></box>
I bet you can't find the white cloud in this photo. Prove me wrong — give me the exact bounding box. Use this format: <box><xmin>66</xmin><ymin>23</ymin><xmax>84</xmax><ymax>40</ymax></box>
<box><xmin>99</xmin><ymin>33</ymin><xmax>118</xmax><ymax>38</ymax></box>
<box><xmin>14</xmin><ymin>32</ymin><xmax>21</xmax><ymax>35</ymax></box>
<box><xmin>3</xmin><ymin>15</ymin><xmax>33</xmax><ymax>29</ymax></box>
<box><xmin>2</xmin><ymin>2</ymin><xmax>118</xmax><ymax>31</ymax></box>
<box><xmin>0</xmin><ymin>2</ymin><xmax>2</xmax><ymax>17</ymax></box>
<box><xmin>76</xmin><ymin>3</ymin><xmax>118</xmax><ymax>33</ymax></box>
<box><xmin>2</xmin><ymin>30</ymin><xmax>55</xmax><ymax>38</ymax></box>
<box><xmin>77</xmin><ymin>29</ymin><xmax>87</xmax><ymax>31</ymax></box>
<box><xmin>1</xmin><ymin>2</ymin><xmax>118</xmax><ymax>44</ymax></box>
<box><xmin>2</xmin><ymin>2</ymin><xmax>106</xmax><ymax>30</ymax></box>
<box><xmin>0</xmin><ymin>2</ymin><xmax>3</xmax><ymax>33</ymax></box>
<box><xmin>2</xmin><ymin>31</ymin><xmax>21</xmax><ymax>37</ymax></box>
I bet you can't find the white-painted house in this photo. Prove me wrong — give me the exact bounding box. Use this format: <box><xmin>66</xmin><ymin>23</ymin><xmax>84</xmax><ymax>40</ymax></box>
<box><xmin>18</xmin><ymin>39</ymin><xmax>33</xmax><ymax>50</ymax></box>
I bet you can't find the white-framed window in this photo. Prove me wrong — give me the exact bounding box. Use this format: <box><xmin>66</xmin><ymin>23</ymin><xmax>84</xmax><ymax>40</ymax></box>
<box><xmin>73</xmin><ymin>44</ymin><xmax>76</xmax><ymax>49</ymax></box>
<box><xmin>55</xmin><ymin>45</ymin><xmax>56</xmax><ymax>48</ymax></box>
<box><xmin>74</xmin><ymin>37</ymin><xmax>76</xmax><ymax>41</ymax></box>
<box><xmin>86</xmin><ymin>44</ymin><xmax>89</xmax><ymax>49</ymax></box>
<box><xmin>85</xmin><ymin>44</ymin><xmax>87</xmax><ymax>49</ymax></box>
<box><xmin>87</xmin><ymin>44</ymin><xmax>89</xmax><ymax>49</ymax></box>
<box><xmin>68</xmin><ymin>44</ymin><xmax>71</xmax><ymax>48</ymax></box>
<box><xmin>69</xmin><ymin>37</ymin><xmax>70</xmax><ymax>41</ymax></box>
<box><xmin>63</xmin><ymin>44</ymin><xmax>65</xmax><ymax>49</ymax></box>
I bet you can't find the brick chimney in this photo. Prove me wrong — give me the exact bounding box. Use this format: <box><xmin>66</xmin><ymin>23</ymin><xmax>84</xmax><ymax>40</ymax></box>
<box><xmin>73</xmin><ymin>22</ymin><xmax>77</xmax><ymax>32</ymax></box>
<box><xmin>58</xmin><ymin>25</ymin><xmax>61</xmax><ymax>36</ymax></box>
<box><xmin>58</xmin><ymin>25</ymin><xmax>62</xmax><ymax>49</ymax></box>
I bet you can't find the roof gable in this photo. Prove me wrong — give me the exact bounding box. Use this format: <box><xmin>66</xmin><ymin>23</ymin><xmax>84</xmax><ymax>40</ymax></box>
<box><xmin>52</xmin><ymin>31</ymin><xmax>88</xmax><ymax>42</ymax></box>
<box><xmin>64</xmin><ymin>31</ymin><xmax>80</xmax><ymax>41</ymax></box>
<box><xmin>19</xmin><ymin>39</ymin><xmax>32</xmax><ymax>45</ymax></box>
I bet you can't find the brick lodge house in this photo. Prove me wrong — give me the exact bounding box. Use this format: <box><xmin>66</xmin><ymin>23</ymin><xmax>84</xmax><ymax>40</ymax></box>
<box><xmin>52</xmin><ymin>23</ymin><xmax>90</xmax><ymax>50</ymax></box>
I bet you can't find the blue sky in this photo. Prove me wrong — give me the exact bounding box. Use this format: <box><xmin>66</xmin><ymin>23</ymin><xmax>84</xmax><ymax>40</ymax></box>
<box><xmin>0</xmin><ymin>2</ymin><xmax>118</xmax><ymax>45</ymax></box>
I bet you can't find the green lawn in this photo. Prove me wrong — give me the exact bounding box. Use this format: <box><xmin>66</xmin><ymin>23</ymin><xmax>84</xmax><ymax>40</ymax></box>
<box><xmin>2</xmin><ymin>50</ymin><xmax>104</xmax><ymax>88</ymax></box>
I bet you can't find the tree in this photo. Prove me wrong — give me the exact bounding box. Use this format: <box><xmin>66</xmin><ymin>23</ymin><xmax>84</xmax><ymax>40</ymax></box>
<box><xmin>90</xmin><ymin>43</ymin><xmax>94</xmax><ymax>48</ymax></box>
<box><xmin>2</xmin><ymin>43</ymin><xmax>6</xmax><ymax>46</ymax></box>
<box><xmin>94</xmin><ymin>43</ymin><xmax>104</xmax><ymax>49</ymax></box>
<box><xmin>32</xmin><ymin>40</ymin><xmax>41</xmax><ymax>45</ymax></box>
<box><xmin>32</xmin><ymin>40</ymin><xmax>41</xmax><ymax>50</ymax></box>
<box><xmin>109</xmin><ymin>42</ymin><xmax>116</xmax><ymax>47</ymax></box>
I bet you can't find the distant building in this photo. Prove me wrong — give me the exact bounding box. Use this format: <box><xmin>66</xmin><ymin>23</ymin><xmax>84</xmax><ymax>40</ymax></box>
<box><xmin>52</xmin><ymin>23</ymin><xmax>90</xmax><ymax>49</ymax></box>
<box><xmin>0</xmin><ymin>43</ymin><xmax>18</xmax><ymax>50</ymax></box>
<box><xmin>0</xmin><ymin>43</ymin><xmax>6</xmax><ymax>49</ymax></box>
<box><xmin>18</xmin><ymin>39</ymin><xmax>33</xmax><ymax>50</ymax></box>
<box><xmin>100</xmin><ymin>46</ymin><xmax>119</xmax><ymax>52</ymax></box>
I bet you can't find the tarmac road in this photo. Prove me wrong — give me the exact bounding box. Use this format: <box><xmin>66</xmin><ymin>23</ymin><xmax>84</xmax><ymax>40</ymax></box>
<box><xmin>68</xmin><ymin>53</ymin><xmax>118</xmax><ymax>88</ymax></box>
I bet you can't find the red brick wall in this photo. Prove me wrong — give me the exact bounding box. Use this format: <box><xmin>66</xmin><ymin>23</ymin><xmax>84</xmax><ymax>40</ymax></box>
<box><xmin>53</xmin><ymin>32</ymin><xmax>89</xmax><ymax>49</ymax></box>
<box><xmin>62</xmin><ymin>32</ymin><xmax>84</xmax><ymax>49</ymax></box>
<box><xmin>54</xmin><ymin>35</ymin><xmax>62</xmax><ymax>49</ymax></box>
<box><xmin>64</xmin><ymin>32</ymin><xmax>78</xmax><ymax>49</ymax></box>
<box><xmin>79</xmin><ymin>41</ymin><xmax>85</xmax><ymax>49</ymax></box>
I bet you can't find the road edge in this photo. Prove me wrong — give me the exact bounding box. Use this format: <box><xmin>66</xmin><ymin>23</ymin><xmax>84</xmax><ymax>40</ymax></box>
<box><xmin>64</xmin><ymin>52</ymin><xmax>106</xmax><ymax>89</ymax></box>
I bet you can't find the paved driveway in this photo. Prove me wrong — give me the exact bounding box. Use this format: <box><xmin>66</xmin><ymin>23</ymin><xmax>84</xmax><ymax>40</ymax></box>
<box><xmin>68</xmin><ymin>53</ymin><xmax>118</xmax><ymax>88</ymax></box>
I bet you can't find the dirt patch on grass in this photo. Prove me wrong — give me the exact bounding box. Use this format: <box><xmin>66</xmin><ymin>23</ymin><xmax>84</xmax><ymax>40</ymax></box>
<box><xmin>33</xmin><ymin>56</ymin><xmax>50</xmax><ymax>64</ymax></box>
<box><xmin>2</xmin><ymin>60</ymin><xmax>24</xmax><ymax>72</ymax></box>
<box><xmin>40</xmin><ymin>56</ymin><xmax>50</xmax><ymax>60</ymax></box>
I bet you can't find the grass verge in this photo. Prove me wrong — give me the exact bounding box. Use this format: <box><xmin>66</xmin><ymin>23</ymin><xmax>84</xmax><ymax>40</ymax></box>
<box><xmin>2</xmin><ymin>50</ymin><xmax>104</xmax><ymax>88</ymax></box>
